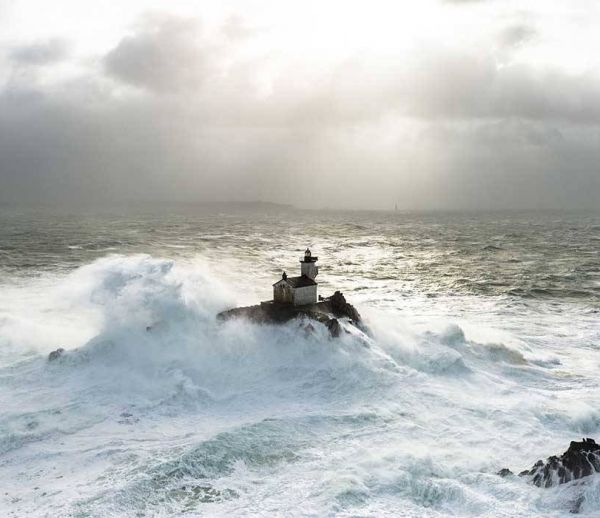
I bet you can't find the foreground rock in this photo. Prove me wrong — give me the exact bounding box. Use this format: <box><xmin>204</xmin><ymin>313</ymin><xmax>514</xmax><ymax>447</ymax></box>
<box><xmin>217</xmin><ymin>291</ymin><xmax>366</xmax><ymax>338</ymax></box>
<box><xmin>497</xmin><ymin>468</ymin><xmax>513</xmax><ymax>478</ymax></box>
<box><xmin>500</xmin><ymin>438</ymin><xmax>600</xmax><ymax>488</ymax></box>
<box><xmin>327</xmin><ymin>291</ymin><xmax>361</xmax><ymax>323</ymax></box>
<box><xmin>48</xmin><ymin>348</ymin><xmax>65</xmax><ymax>361</ymax></box>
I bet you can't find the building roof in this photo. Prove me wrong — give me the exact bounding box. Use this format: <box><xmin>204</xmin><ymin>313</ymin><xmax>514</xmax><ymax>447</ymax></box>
<box><xmin>273</xmin><ymin>274</ymin><xmax>317</xmax><ymax>288</ymax></box>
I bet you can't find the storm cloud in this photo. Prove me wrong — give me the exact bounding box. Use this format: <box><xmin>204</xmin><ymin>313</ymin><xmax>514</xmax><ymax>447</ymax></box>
<box><xmin>0</xmin><ymin>2</ymin><xmax>599</xmax><ymax>210</ymax></box>
<box><xmin>104</xmin><ymin>15</ymin><xmax>208</xmax><ymax>93</ymax></box>
<box><xmin>9</xmin><ymin>38</ymin><xmax>69</xmax><ymax>66</ymax></box>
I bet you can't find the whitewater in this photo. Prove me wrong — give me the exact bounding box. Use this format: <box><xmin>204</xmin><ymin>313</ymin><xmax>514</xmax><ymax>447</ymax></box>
<box><xmin>0</xmin><ymin>208</ymin><xmax>599</xmax><ymax>517</ymax></box>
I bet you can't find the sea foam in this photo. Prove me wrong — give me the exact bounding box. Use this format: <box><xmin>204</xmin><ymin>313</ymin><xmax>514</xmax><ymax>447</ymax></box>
<box><xmin>0</xmin><ymin>254</ymin><xmax>599</xmax><ymax>516</ymax></box>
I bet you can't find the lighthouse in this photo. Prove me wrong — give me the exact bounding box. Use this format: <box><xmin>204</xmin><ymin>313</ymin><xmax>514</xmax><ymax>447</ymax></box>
<box><xmin>272</xmin><ymin>248</ymin><xmax>319</xmax><ymax>305</ymax></box>
<box><xmin>300</xmin><ymin>248</ymin><xmax>318</xmax><ymax>280</ymax></box>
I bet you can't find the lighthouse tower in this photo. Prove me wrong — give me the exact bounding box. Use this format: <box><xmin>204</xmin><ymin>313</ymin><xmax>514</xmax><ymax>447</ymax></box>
<box><xmin>300</xmin><ymin>248</ymin><xmax>318</xmax><ymax>280</ymax></box>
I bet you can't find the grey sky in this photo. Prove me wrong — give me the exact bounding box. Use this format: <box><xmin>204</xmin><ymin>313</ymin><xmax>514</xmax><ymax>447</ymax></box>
<box><xmin>0</xmin><ymin>1</ymin><xmax>599</xmax><ymax>209</ymax></box>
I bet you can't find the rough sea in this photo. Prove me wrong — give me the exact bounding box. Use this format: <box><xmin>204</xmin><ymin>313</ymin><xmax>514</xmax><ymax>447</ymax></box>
<box><xmin>0</xmin><ymin>206</ymin><xmax>599</xmax><ymax>517</ymax></box>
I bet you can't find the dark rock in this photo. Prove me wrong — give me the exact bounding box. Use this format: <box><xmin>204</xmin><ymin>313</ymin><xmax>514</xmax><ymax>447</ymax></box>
<box><xmin>328</xmin><ymin>291</ymin><xmax>361</xmax><ymax>322</ymax></box>
<box><xmin>516</xmin><ymin>438</ymin><xmax>600</xmax><ymax>487</ymax></box>
<box><xmin>48</xmin><ymin>348</ymin><xmax>65</xmax><ymax>362</ymax></box>
<box><xmin>216</xmin><ymin>291</ymin><xmax>366</xmax><ymax>338</ymax></box>
<box><xmin>497</xmin><ymin>468</ymin><xmax>513</xmax><ymax>477</ymax></box>
<box><xmin>325</xmin><ymin>318</ymin><xmax>342</xmax><ymax>338</ymax></box>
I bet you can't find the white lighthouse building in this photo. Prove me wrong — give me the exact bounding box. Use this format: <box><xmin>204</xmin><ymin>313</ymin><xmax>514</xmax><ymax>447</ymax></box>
<box><xmin>273</xmin><ymin>249</ymin><xmax>318</xmax><ymax>306</ymax></box>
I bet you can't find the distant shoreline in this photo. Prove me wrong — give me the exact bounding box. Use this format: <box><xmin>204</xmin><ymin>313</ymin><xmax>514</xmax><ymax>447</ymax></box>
<box><xmin>0</xmin><ymin>201</ymin><xmax>598</xmax><ymax>216</ymax></box>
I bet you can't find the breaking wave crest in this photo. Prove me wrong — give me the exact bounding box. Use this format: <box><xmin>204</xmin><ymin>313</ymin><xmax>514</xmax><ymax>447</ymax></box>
<box><xmin>4</xmin><ymin>255</ymin><xmax>529</xmax><ymax>397</ymax></box>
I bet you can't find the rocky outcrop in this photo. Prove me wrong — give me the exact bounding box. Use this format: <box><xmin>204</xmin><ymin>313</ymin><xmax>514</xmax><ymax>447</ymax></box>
<box><xmin>500</xmin><ymin>438</ymin><xmax>600</xmax><ymax>487</ymax></box>
<box><xmin>216</xmin><ymin>291</ymin><xmax>365</xmax><ymax>338</ymax></box>
<box><xmin>328</xmin><ymin>291</ymin><xmax>361</xmax><ymax>323</ymax></box>
<box><xmin>523</xmin><ymin>439</ymin><xmax>600</xmax><ymax>487</ymax></box>
<box><xmin>325</xmin><ymin>318</ymin><xmax>342</xmax><ymax>338</ymax></box>
<box><xmin>48</xmin><ymin>348</ymin><xmax>65</xmax><ymax>361</ymax></box>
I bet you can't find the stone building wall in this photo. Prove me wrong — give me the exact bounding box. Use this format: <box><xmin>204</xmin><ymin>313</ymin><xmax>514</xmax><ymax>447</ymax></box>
<box><xmin>274</xmin><ymin>283</ymin><xmax>293</xmax><ymax>303</ymax></box>
<box><xmin>293</xmin><ymin>285</ymin><xmax>317</xmax><ymax>305</ymax></box>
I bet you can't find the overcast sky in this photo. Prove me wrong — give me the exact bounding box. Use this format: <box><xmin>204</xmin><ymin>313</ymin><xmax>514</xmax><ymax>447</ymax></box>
<box><xmin>0</xmin><ymin>0</ymin><xmax>599</xmax><ymax>210</ymax></box>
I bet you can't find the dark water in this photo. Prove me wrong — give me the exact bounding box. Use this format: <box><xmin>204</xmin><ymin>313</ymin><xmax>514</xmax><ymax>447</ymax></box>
<box><xmin>1</xmin><ymin>207</ymin><xmax>598</xmax><ymax>304</ymax></box>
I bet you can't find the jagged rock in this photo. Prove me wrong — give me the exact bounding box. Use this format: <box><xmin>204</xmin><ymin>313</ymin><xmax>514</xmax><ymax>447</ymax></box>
<box><xmin>502</xmin><ymin>438</ymin><xmax>600</xmax><ymax>487</ymax></box>
<box><xmin>325</xmin><ymin>318</ymin><xmax>342</xmax><ymax>338</ymax></box>
<box><xmin>48</xmin><ymin>348</ymin><xmax>65</xmax><ymax>362</ymax></box>
<box><xmin>328</xmin><ymin>291</ymin><xmax>361</xmax><ymax>322</ymax></box>
<box><xmin>497</xmin><ymin>468</ymin><xmax>513</xmax><ymax>477</ymax></box>
<box><xmin>217</xmin><ymin>291</ymin><xmax>365</xmax><ymax>338</ymax></box>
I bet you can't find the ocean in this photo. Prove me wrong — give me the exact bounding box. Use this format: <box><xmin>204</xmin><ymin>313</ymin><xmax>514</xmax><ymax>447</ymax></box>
<box><xmin>0</xmin><ymin>207</ymin><xmax>599</xmax><ymax>517</ymax></box>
